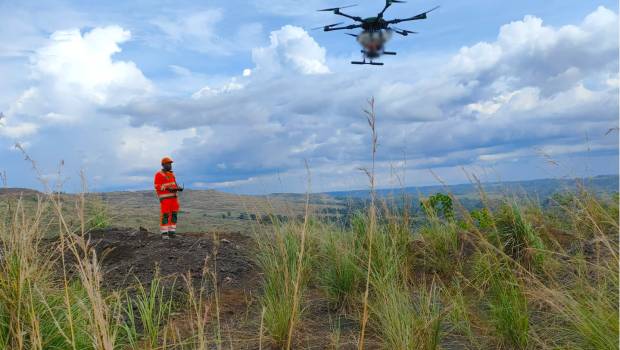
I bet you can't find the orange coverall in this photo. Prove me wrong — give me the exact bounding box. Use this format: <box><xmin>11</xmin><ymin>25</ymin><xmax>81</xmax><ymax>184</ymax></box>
<box><xmin>154</xmin><ymin>170</ymin><xmax>180</xmax><ymax>235</ymax></box>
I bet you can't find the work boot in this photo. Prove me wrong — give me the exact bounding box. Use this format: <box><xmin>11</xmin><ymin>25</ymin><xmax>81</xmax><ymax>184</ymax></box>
<box><xmin>168</xmin><ymin>231</ymin><xmax>176</xmax><ymax>239</ymax></box>
<box><xmin>161</xmin><ymin>233</ymin><xmax>169</xmax><ymax>240</ymax></box>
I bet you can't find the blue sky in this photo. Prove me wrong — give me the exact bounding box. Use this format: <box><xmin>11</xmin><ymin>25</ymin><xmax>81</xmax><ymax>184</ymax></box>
<box><xmin>0</xmin><ymin>0</ymin><xmax>618</xmax><ymax>194</ymax></box>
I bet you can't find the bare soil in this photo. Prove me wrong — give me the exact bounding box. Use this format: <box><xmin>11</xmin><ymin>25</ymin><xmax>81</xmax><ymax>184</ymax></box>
<box><xmin>80</xmin><ymin>227</ymin><xmax>258</xmax><ymax>292</ymax></box>
<box><xmin>52</xmin><ymin>227</ymin><xmax>368</xmax><ymax>349</ymax></box>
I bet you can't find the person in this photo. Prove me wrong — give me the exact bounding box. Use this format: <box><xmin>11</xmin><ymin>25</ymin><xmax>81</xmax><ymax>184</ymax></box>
<box><xmin>154</xmin><ymin>156</ymin><xmax>183</xmax><ymax>239</ymax></box>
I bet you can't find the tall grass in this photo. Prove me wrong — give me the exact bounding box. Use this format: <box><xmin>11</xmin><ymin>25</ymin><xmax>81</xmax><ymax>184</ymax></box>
<box><xmin>358</xmin><ymin>97</ymin><xmax>378</xmax><ymax>350</ymax></box>
<box><xmin>417</xmin><ymin>221</ymin><xmax>460</xmax><ymax>275</ymax></box>
<box><xmin>475</xmin><ymin>252</ymin><xmax>530</xmax><ymax>349</ymax></box>
<box><xmin>123</xmin><ymin>271</ymin><xmax>174</xmax><ymax>349</ymax></box>
<box><xmin>316</xmin><ymin>229</ymin><xmax>362</xmax><ymax>310</ymax></box>
<box><xmin>255</xmin><ymin>221</ymin><xmax>314</xmax><ymax>346</ymax></box>
<box><xmin>0</xmin><ymin>153</ymin><xmax>205</xmax><ymax>349</ymax></box>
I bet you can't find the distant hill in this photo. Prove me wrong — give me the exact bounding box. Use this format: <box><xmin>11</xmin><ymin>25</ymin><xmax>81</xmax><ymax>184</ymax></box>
<box><xmin>323</xmin><ymin>175</ymin><xmax>619</xmax><ymax>200</ymax></box>
<box><xmin>0</xmin><ymin>188</ymin><xmax>41</xmax><ymax>196</ymax></box>
<box><xmin>1</xmin><ymin>175</ymin><xmax>616</xmax><ymax>233</ymax></box>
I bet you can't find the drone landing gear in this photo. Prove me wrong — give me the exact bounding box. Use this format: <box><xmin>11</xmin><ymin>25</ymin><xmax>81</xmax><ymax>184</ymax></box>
<box><xmin>352</xmin><ymin>52</ymin><xmax>384</xmax><ymax>65</ymax></box>
<box><xmin>351</xmin><ymin>60</ymin><xmax>384</xmax><ymax>65</ymax></box>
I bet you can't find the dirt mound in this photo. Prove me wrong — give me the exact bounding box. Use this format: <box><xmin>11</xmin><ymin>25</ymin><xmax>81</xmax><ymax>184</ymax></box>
<box><xmin>70</xmin><ymin>228</ymin><xmax>257</xmax><ymax>292</ymax></box>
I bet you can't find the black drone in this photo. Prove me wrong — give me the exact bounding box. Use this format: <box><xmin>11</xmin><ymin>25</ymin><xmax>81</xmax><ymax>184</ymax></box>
<box><xmin>314</xmin><ymin>0</ymin><xmax>439</xmax><ymax>65</ymax></box>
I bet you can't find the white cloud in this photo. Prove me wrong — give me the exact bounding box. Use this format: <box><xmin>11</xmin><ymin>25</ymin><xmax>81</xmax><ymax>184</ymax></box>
<box><xmin>191</xmin><ymin>79</ymin><xmax>245</xmax><ymax>99</ymax></box>
<box><xmin>33</xmin><ymin>26</ymin><xmax>152</xmax><ymax>105</ymax></box>
<box><xmin>252</xmin><ymin>25</ymin><xmax>330</xmax><ymax>75</ymax></box>
<box><xmin>0</xmin><ymin>122</ymin><xmax>38</xmax><ymax>138</ymax></box>
<box><xmin>0</xmin><ymin>26</ymin><xmax>197</xmax><ymax>189</ymax></box>
<box><xmin>153</xmin><ymin>9</ymin><xmax>232</xmax><ymax>54</ymax></box>
<box><xmin>116</xmin><ymin>124</ymin><xmax>197</xmax><ymax>172</ymax></box>
<box><xmin>449</xmin><ymin>6</ymin><xmax>619</xmax><ymax>90</ymax></box>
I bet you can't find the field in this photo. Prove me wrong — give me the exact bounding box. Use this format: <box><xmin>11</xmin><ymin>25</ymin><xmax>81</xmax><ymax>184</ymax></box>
<box><xmin>0</xmin><ymin>177</ymin><xmax>617</xmax><ymax>349</ymax></box>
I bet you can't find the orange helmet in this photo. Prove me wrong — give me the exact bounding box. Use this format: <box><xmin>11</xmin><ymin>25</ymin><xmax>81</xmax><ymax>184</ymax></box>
<box><xmin>161</xmin><ymin>156</ymin><xmax>174</xmax><ymax>164</ymax></box>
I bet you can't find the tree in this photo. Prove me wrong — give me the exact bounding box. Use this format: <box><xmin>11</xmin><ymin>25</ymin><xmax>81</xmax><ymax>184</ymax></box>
<box><xmin>421</xmin><ymin>193</ymin><xmax>454</xmax><ymax>221</ymax></box>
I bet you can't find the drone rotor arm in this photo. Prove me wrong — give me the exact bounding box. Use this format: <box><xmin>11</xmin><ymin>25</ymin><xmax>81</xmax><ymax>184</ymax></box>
<box><xmin>318</xmin><ymin>5</ymin><xmax>362</xmax><ymax>22</ymax></box>
<box><xmin>324</xmin><ymin>23</ymin><xmax>362</xmax><ymax>31</ymax></box>
<box><xmin>311</xmin><ymin>22</ymin><xmax>345</xmax><ymax>30</ymax></box>
<box><xmin>335</xmin><ymin>11</ymin><xmax>363</xmax><ymax>22</ymax></box>
<box><xmin>387</xmin><ymin>5</ymin><xmax>439</xmax><ymax>24</ymax></box>
<box><xmin>378</xmin><ymin>0</ymin><xmax>406</xmax><ymax>17</ymax></box>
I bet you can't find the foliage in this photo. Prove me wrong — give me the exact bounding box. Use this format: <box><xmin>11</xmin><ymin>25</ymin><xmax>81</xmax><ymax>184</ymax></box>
<box><xmin>421</xmin><ymin>193</ymin><xmax>454</xmax><ymax>221</ymax></box>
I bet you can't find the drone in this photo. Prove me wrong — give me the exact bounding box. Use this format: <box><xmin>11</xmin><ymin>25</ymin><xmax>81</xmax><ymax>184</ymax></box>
<box><xmin>314</xmin><ymin>0</ymin><xmax>439</xmax><ymax>65</ymax></box>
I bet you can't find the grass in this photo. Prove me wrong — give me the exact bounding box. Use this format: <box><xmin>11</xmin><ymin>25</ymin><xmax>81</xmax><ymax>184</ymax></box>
<box><xmin>316</xmin><ymin>229</ymin><xmax>362</xmax><ymax>310</ymax></box>
<box><xmin>251</xmin><ymin>182</ymin><xmax>618</xmax><ymax>349</ymax></box>
<box><xmin>484</xmin><ymin>261</ymin><xmax>530</xmax><ymax>348</ymax></box>
<box><xmin>0</xmin><ymin>139</ymin><xmax>616</xmax><ymax>349</ymax></box>
<box><xmin>0</xmin><ymin>180</ymin><xmax>616</xmax><ymax>349</ymax></box>
<box><xmin>123</xmin><ymin>271</ymin><xmax>175</xmax><ymax>349</ymax></box>
<box><xmin>417</xmin><ymin>221</ymin><xmax>460</xmax><ymax>275</ymax></box>
<box><xmin>254</xmin><ymin>221</ymin><xmax>315</xmax><ymax>347</ymax></box>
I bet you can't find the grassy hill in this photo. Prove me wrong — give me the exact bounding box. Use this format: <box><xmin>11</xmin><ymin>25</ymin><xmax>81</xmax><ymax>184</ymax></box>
<box><xmin>100</xmin><ymin>189</ymin><xmax>338</xmax><ymax>233</ymax></box>
<box><xmin>0</xmin><ymin>187</ymin><xmax>347</xmax><ymax>234</ymax></box>
<box><xmin>1</xmin><ymin>175</ymin><xmax>616</xmax><ymax>234</ymax></box>
<box><xmin>0</xmin><ymin>174</ymin><xmax>616</xmax><ymax>349</ymax></box>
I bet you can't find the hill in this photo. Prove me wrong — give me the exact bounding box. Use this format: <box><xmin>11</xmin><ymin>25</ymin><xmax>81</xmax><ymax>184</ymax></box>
<box><xmin>324</xmin><ymin>174</ymin><xmax>619</xmax><ymax>199</ymax></box>
<box><xmin>1</xmin><ymin>175</ymin><xmax>616</xmax><ymax>233</ymax></box>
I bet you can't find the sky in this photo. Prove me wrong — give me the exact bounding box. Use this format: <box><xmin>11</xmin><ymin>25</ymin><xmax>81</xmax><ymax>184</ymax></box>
<box><xmin>0</xmin><ymin>0</ymin><xmax>618</xmax><ymax>194</ymax></box>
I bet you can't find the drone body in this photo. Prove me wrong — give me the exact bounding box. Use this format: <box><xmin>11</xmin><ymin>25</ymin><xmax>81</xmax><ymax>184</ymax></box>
<box><xmin>316</xmin><ymin>0</ymin><xmax>438</xmax><ymax>65</ymax></box>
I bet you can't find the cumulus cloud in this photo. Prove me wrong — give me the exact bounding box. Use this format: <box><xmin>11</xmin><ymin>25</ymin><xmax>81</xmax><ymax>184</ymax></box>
<box><xmin>0</xmin><ymin>26</ymin><xmax>196</xmax><ymax>188</ymax></box>
<box><xmin>252</xmin><ymin>25</ymin><xmax>330</xmax><ymax>75</ymax></box>
<box><xmin>1</xmin><ymin>26</ymin><xmax>154</xmax><ymax>140</ymax></box>
<box><xmin>33</xmin><ymin>26</ymin><xmax>152</xmax><ymax>105</ymax></box>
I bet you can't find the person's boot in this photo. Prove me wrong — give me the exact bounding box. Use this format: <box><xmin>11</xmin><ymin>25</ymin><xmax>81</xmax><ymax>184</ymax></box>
<box><xmin>169</xmin><ymin>231</ymin><xmax>176</xmax><ymax>239</ymax></box>
<box><xmin>161</xmin><ymin>232</ymin><xmax>169</xmax><ymax>240</ymax></box>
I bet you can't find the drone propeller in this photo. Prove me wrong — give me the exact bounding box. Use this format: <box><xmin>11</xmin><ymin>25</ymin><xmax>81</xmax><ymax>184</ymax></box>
<box><xmin>412</xmin><ymin>5</ymin><xmax>440</xmax><ymax>20</ymax></box>
<box><xmin>345</xmin><ymin>33</ymin><xmax>358</xmax><ymax>37</ymax></box>
<box><xmin>392</xmin><ymin>26</ymin><xmax>418</xmax><ymax>36</ymax></box>
<box><xmin>318</xmin><ymin>4</ymin><xmax>357</xmax><ymax>12</ymax></box>
<box><xmin>379</xmin><ymin>0</ymin><xmax>407</xmax><ymax>17</ymax></box>
<box><xmin>388</xmin><ymin>5</ymin><xmax>440</xmax><ymax>24</ymax></box>
<box><xmin>311</xmin><ymin>22</ymin><xmax>344</xmax><ymax>30</ymax></box>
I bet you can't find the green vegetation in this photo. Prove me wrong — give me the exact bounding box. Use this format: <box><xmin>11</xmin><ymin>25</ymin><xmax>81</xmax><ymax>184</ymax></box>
<box><xmin>254</xmin><ymin>186</ymin><xmax>618</xmax><ymax>349</ymax></box>
<box><xmin>0</xmin><ymin>173</ymin><xmax>617</xmax><ymax>349</ymax></box>
<box><xmin>254</xmin><ymin>221</ymin><xmax>315</xmax><ymax>347</ymax></box>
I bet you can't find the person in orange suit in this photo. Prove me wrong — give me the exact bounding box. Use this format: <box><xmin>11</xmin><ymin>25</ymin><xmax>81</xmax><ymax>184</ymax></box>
<box><xmin>154</xmin><ymin>156</ymin><xmax>183</xmax><ymax>239</ymax></box>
